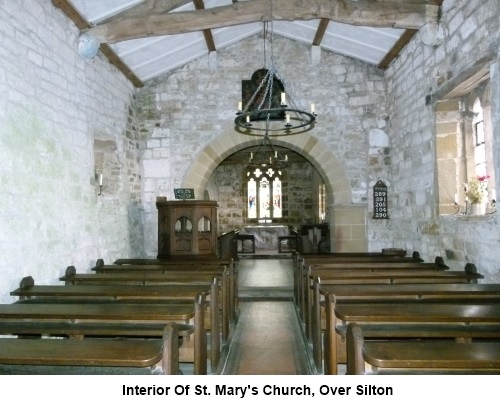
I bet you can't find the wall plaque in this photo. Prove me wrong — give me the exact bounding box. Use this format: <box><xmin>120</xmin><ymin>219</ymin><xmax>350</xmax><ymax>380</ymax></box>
<box><xmin>372</xmin><ymin>180</ymin><xmax>389</xmax><ymax>219</ymax></box>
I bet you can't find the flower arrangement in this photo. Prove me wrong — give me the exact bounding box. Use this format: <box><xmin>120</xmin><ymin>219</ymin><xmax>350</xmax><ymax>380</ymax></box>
<box><xmin>465</xmin><ymin>175</ymin><xmax>490</xmax><ymax>203</ymax></box>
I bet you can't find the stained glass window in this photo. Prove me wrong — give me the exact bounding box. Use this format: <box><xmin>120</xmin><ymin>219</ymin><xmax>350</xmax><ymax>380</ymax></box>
<box><xmin>259</xmin><ymin>177</ymin><xmax>270</xmax><ymax>218</ymax></box>
<box><xmin>248</xmin><ymin>178</ymin><xmax>257</xmax><ymax>218</ymax></box>
<box><xmin>272</xmin><ymin>177</ymin><xmax>282</xmax><ymax>218</ymax></box>
<box><xmin>246</xmin><ymin>165</ymin><xmax>283</xmax><ymax>220</ymax></box>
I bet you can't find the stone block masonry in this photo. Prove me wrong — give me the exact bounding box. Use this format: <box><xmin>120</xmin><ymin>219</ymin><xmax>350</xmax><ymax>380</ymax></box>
<box><xmin>137</xmin><ymin>35</ymin><xmax>389</xmax><ymax>257</ymax></box>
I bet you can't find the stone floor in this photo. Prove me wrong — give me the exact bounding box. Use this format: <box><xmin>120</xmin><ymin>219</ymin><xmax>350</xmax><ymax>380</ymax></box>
<box><xmin>219</xmin><ymin>255</ymin><xmax>315</xmax><ymax>375</ymax></box>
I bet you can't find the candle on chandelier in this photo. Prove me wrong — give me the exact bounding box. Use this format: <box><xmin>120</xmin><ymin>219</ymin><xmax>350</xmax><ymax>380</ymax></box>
<box><xmin>99</xmin><ymin>174</ymin><xmax>103</xmax><ymax>186</ymax></box>
<box><xmin>286</xmin><ymin>114</ymin><xmax>290</xmax><ymax>124</ymax></box>
<box><xmin>492</xmin><ymin>189</ymin><xmax>497</xmax><ymax>200</ymax></box>
<box><xmin>281</xmin><ymin>92</ymin><xmax>286</xmax><ymax>105</ymax></box>
<box><xmin>454</xmin><ymin>193</ymin><xmax>458</xmax><ymax>204</ymax></box>
<box><xmin>238</xmin><ymin>101</ymin><xmax>242</xmax><ymax>111</ymax></box>
<box><xmin>275</xmin><ymin>151</ymin><xmax>277</xmax><ymax>158</ymax></box>
<box><xmin>246</xmin><ymin>115</ymin><xmax>250</xmax><ymax>123</ymax></box>
<box><xmin>311</xmin><ymin>103</ymin><xmax>315</xmax><ymax>114</ymax></box>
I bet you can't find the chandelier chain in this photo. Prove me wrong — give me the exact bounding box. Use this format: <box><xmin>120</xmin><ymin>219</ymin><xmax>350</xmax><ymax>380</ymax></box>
<box><xmin>234</xmin><ymin>0</ymin><xmax>316</xmax><ymax>135</ymax></box>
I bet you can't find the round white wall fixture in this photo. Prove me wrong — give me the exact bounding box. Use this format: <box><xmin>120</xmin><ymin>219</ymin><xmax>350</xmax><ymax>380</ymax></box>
<box><xmin>78</xmin><ymin>33</ymin><xmax>100</xmax><ymax>58</ymax></box>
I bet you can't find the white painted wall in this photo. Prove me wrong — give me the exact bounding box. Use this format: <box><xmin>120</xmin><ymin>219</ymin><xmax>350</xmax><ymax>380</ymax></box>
<box><xmin>0</xmin><ymin>0</ymin><xmax>142</xmax><ymax>302</ymax></box>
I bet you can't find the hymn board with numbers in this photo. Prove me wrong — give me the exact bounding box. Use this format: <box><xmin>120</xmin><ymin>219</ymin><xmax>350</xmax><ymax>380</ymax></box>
<box><xmin>372</xmin><ymin>180</ymin><xmax>389</xmax><ymax>219</ymax></box>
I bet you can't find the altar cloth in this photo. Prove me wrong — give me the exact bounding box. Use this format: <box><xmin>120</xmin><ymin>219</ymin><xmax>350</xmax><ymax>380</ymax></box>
<box><xmin>242</xmin><ymin>225</ymin><xmax>289</xmax><ymax>250</ymax></box>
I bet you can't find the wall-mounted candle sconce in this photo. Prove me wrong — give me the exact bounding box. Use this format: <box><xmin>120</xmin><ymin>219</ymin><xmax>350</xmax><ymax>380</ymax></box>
<box><xmin>96</xmin><ymin>172</ymin><xmax>103</xmax><ymax>196</ymax></box>
<box><xmin>453</xmin><ymin>193</ymin><xmax>460</xmax><ymax>215</ymax></box>
<box><xmin>463</xmin><ymin>197</ymin><xmax>471</xmax><ymax>215</ymax></box>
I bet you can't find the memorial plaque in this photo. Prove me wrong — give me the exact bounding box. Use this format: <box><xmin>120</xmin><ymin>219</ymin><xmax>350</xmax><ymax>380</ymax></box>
<box><xmin>373</xmin><ymin>180</ymin><xmax>389</xmax><ymax>219</ymax></box>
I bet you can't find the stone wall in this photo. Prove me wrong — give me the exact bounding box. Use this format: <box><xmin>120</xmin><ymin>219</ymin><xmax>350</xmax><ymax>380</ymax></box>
<box><xmin>385</xmin><ymin>0</ymin><xmax>500</xmax><ymax>281</ymax></box>
<box><xmin>137</xmin><ymin>35</ymin><xmax>388</xmax><ymax>257</ymax></box>
<box><xmin>0</xmin><ymin>0</ymin><xmax>143</xmax><ymax>302</ymax></box>
<box><xmin>212</xmin><ymin>150</ymin><xmax>321</xmax><ymax>234</ymax></box>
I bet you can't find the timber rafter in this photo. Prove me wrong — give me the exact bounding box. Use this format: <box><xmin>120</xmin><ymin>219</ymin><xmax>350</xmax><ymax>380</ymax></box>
<box><xmin>52</xmin><ymin>0</ymin><xmax>444</xmax><ymax>86</ymax></box>
<box><xmin>84</xmin><ymin>0</ymin><xmax>441</xmax><ymax>44</ymax></box>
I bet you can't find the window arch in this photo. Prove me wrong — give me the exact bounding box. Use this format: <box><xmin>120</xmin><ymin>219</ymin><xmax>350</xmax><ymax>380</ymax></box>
<box><xmin>436</xmin><ymin>75</ymin><xmax>496</xmax><ymax>215</ymax></box>
<box><xmin>246</xmin><ymin>165</ymin><xmax>283</xmax><ymax>221</ymax></box>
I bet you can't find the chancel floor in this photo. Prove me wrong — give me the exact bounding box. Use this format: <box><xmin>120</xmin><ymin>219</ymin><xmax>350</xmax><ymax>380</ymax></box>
<box><xmin>219</xmin><ymin>255</ymin><xmax>315</xmax><ymax>375</ymax></box>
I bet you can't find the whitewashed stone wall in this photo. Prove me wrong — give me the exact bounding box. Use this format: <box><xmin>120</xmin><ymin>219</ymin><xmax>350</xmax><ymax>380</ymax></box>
<box><xmin>0</xmin><ymin>0</ymin><xmax>143</xmax><ymax>302</ymax></box>
<box><xmin>385</xmin><ymin>0</ymin><xmax>500</xmax><ymax>281</ymax></box>
<box><xmin>137</xmin><ymin>35</ymin><xmax>389</xmax><ymax>257</ymax></box>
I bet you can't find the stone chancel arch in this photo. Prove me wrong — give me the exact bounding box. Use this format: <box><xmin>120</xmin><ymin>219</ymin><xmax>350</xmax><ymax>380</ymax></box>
<box><xmin>182</xmin><ymin>130</ymin><xmax>367</xmax><ymax>252</ymax></box>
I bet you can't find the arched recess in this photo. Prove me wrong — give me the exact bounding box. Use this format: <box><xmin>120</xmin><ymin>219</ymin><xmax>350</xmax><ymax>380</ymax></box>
<box><xmin>182</xmin><ymin>129</ymin><xmax>367</xmax><ymax>252</ymax></box>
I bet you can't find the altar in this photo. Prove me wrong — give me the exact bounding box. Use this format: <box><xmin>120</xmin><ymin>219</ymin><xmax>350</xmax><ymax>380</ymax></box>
<box><xmin>241</xmin><ymin>225</ymin><xmax>289</xmax><ymax>250</ymax></box>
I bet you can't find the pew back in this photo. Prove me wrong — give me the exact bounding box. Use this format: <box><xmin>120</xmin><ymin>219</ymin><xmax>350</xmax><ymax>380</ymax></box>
<box><xmin>0</xmin><ymin>323</ymin><xmax>180</xmax><ymax>375</ymax></box>
<box><xmin>324</xmin><ymin>299</ymin><xmax>500</xmax><ymax>375</ymax></box>
<box><xmin>346</xmin><ymin>323</ymin><xmax>500</xmax><ymax>375</ymax></box>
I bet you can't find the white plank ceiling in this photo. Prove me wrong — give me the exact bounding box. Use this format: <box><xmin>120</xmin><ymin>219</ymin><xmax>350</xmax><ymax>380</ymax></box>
<box><xmin>68</xmin><ymin>0</ymin><xmax>408</xmax><ymax>84</ymax></box>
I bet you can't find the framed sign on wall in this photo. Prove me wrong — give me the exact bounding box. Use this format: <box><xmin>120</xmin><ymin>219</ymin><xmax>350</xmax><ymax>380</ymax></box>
<box><xmin>372</xmin><ymin>180</ymin><xmax>389</xmax><ymax>219</ymax></box>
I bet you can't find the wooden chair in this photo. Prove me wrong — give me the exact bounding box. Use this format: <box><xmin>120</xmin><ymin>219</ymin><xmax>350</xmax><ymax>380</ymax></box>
<box><xmin>235</xmin><ymin>234</ymin><xmax>255</xmax><ymax>253</ymax></box>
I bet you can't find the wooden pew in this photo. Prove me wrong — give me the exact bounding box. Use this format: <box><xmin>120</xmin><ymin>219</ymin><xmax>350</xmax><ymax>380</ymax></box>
<box><xmin>324</xmin><ymin>299</ymin><xmax>500</xmax><ymax>375</ymax></box>
<box><xmin>294</xmin><ymin>250</ymin><xmax>419</xmax><ymax>283</ymax></box>
<box><xmin>111</xmin><ymin>257</ymin><xmax>234</xmax><ymax>268</ymax></box>
<box><xmin>346</xmin><ymin>323</ymin><xmax>500</xmax><ymax>375</ymax></box>
<box><xmin>296</xmin><ymin>255</ymin><xmax>448</xmax><ymax>315</ymax></box>
<box><xmin>292</xmin><ymin>250</ymin><xmax>421</xmax><ymax>303</ymax></box>
<box><xmin>295</xmin><ymin>250</ymin><xmax>421</xmax><ymax>274</ymax></box>
<box><xmin>92</xmin><ymin>260</ymin><xmax>238</xmax><ymax>325</ymax></box>
<box><xmin>292</xmin><ymin>248</ymin><xmax>412</xmax><ymax>270</ymax></box>
<box><xmin>308</xmin><ymin>265</ymin><xmax>483</xmax><ymax>311</ymax></box>
<box><xmin>301</xmin><ymin>255</ymin><xmax>448</xmax><ymax>287</ymax></box>
<box><xmin>60</xmin><ymin>268</ymin><xmax>219</xmax><ymax>286</ymax></box>
<box><xmin>297</xmin><ymin>248</ymin><xmax>409</xmax><ymax>258</ymax></box>
<box><xmin>0</xmin><ymin>299</ymin><xmax>209</xmax><ymax>374</ymax></box>
<box><xmin>61</xmin><ymin>266</ymin><xmax>232</xmax><ymax>344</ymax></box>
<box><xmin>298</xmin><ymin>256</ymin><xmax>460</xmax><ymax>320</ymax></box>
<box><xmin>311</xmin><ymin>282</ymin><xmax>500</xmax><ymax>373</ymax></box>
<box><xmin>0</xmin><ymin>323</ymin><xmax>181</xmax><ymax>375</ymax></box>
<box><xmin>302</xmin><ymin>263</ymin><xmax>482</xmax><ymax>345</ymax></box>
<box><xmin>11</xmin><ymin>275</ymin><xmax>221</xmax><ymax>372</ymax></box>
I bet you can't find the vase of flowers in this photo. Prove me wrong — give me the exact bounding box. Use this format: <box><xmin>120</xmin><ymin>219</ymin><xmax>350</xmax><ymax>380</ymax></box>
<box><xmin>465</xmin><ymin>175</ymin><xmax>490</xmax><ymax>215</ymax></box>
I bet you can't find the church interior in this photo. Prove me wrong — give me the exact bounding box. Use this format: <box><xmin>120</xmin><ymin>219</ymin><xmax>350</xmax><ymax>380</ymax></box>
<box><xmin>1</xmin><ymin>0</ymin><xmax>500</xmax><ymax>375</ymax></box>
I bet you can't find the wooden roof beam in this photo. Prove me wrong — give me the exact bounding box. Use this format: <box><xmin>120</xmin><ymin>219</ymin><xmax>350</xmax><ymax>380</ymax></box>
<box><xmin>85</xmin><ymin>0</ymin><xmax>440</xmax><ymax>44</ymax></box>
<box><xmin>312</xmin><ymin>19</ymin><xmax>330</xmax><ymax>47</ymax></box>
<box><xmin>193</xmin><ymin>0</ymin><xmax>216</xmax><ymax>52</ymax></box>
<box><xmin>377</xmin><ymin>29</ymin><xmax>418</xmax><ymax>70</ymax></box>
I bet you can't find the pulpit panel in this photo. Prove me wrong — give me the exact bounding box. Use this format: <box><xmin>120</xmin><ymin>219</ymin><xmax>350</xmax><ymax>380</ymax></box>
<box><xmin>156</xmin><ymin>198</ymin><xmax>218</xmax><ymax>258</ymax></box>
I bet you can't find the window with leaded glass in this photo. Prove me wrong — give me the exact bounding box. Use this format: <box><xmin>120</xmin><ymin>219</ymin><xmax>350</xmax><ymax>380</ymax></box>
<box><xmin>246</xmin><ymin>166</ymin><xmax>283</xmax><ymax>220</ymax></box>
